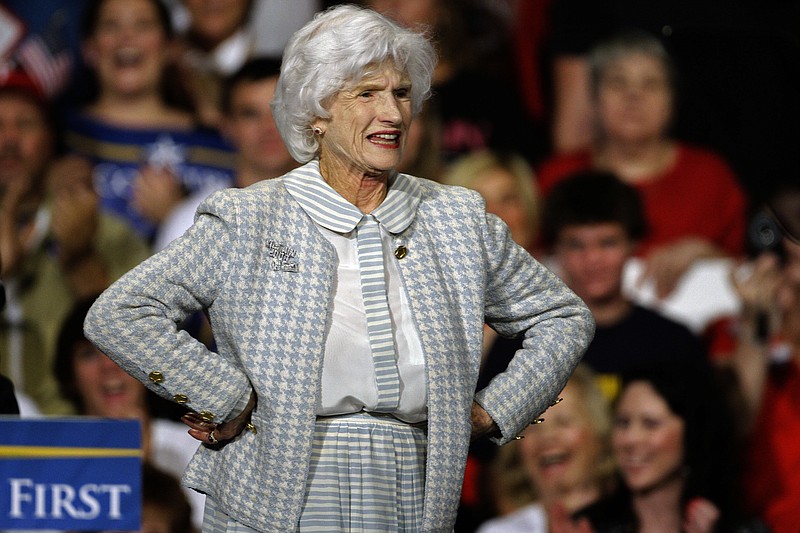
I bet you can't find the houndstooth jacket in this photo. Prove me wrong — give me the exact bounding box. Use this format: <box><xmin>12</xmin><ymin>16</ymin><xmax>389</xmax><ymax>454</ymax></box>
<box><xmin>84</xmin><ymin>161</ymin><xmax>594</xmax><ymax>532</ymax></box>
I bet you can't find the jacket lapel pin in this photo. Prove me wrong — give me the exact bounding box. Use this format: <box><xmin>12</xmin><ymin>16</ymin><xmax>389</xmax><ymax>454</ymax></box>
<box><xmin>267</xmin><ymin>240</ymin><xmax>299</xmax><ymax>272</ymax></box>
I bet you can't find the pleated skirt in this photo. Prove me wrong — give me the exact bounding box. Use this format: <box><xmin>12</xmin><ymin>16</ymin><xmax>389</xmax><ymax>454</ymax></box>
<box><xmin>202</xmin><ymin>412</ymin><xmax>428</xmax><ymax>533</ymax></box>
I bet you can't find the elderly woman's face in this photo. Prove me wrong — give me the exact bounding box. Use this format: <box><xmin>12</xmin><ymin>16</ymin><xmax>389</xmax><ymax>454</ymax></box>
<box><xmin>596</xmin><ymin>52</ymin><xmax>673</xmax><ymax>143</ymax></box>
<box><xmin>314</xmin><ymin>64</ymin><xmax>413</xmax><ymax>178</ymax></box>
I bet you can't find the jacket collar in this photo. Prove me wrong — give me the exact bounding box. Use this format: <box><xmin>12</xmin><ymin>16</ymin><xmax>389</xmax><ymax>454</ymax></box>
<box><xmin>284</xmin><ymin>160</ymin><xmax>421</xmax><ymax>234</ymax></box>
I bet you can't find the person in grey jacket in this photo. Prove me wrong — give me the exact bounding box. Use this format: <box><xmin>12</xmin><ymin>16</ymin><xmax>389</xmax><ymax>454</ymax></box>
<box><xmin>84</xmin><ymin>5</ymin><xmax>594</xmax><ymax>532</ymax></box>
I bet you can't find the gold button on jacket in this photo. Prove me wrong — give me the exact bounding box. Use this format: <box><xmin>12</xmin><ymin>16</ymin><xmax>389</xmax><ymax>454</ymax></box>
<box><xmin>173</xmin><ymin>394</ymin><xmax>189</xmax><ymax>404</ymax></box>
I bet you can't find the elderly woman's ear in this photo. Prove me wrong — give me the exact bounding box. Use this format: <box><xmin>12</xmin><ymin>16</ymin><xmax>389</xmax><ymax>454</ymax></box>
<box><xmin>311</xmin><ymin>117</ymin><xmax>327</xmax><ymax>136</ymax></box>
<box><xmin>311</xmin><ymin>117</ymin><xmax>331</xmax><ymax>133</ymax></box>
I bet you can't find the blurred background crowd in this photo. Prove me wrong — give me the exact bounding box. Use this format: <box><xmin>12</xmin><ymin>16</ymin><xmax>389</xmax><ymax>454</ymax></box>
<box><xmin>1</xmin><ymin>0</ymin><xmax>799</xmax><ymax>532</ymax></box>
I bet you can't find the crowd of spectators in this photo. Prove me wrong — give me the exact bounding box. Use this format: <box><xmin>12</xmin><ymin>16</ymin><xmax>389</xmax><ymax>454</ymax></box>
<box><xmin>1</xmin><ymin>0</ymin><xmax>799</xmax><ymax>531</ymax></box>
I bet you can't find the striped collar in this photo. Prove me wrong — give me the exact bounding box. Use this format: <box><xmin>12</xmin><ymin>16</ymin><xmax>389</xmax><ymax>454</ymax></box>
<box><xmin>284</xmin><ymin>160</ymin><xmax>421</xmax><ymax>234</ymax></box>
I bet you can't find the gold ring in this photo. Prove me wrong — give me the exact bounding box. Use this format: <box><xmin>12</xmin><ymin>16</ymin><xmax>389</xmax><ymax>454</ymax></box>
<box><xmin>208</xmin><ymin>430</ymin><xmax>218</xmax><ymax>444</ymax></box>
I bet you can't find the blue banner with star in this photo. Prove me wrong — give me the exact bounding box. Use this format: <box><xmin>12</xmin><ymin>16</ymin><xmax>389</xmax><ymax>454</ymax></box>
<box><xmin>0</xmin><ymin>418</ymin><xmax>142</xmax><ymax>530</ymax></box>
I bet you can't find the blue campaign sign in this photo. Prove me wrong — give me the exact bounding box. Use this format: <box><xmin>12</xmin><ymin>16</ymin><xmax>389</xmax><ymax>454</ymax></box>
<box><xmin>0</xmin><ymin>417</ymin><xmax>142</xmax><ymax>531</ymax></box>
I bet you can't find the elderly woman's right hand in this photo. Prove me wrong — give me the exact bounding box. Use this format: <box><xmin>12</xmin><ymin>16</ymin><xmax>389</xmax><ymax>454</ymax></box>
<box><xmin>470</xmin><ymin>401</ymin><xmax>500</xmax><ymax>441</ymax></box>
<box><xmin>182</xmin><ymin>391</ymin><xmax>257</xmax><ymax>447</ymax></box>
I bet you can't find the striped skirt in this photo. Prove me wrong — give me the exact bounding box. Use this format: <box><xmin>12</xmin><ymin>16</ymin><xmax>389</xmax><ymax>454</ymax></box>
<box><xmin>202</xmin><ymin>412</ymin><xmax>428</xmax><ymax>533</ymax></box>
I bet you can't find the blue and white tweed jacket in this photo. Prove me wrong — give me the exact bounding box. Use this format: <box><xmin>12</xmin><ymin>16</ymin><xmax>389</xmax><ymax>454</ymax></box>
<box><xmin>85</xmin><ymin>161</ymin><xmax>594</xmax><ymax>532</ymax></box>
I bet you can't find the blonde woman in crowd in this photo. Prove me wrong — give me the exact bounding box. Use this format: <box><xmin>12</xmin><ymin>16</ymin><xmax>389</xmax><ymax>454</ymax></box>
<box><xmin>478</xmin><ymin>364</ymin><xmax>614</xmax><ymax>532</ymax></box>
<box><xmin>442</xmin><ymin>149</ymin><xmax>540</xmax><ymax>255</ymax></box>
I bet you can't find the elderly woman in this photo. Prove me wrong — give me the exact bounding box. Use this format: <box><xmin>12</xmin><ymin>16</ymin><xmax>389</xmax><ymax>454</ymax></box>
<box><xmin>84</xmin><ymin>5</ymin><xmax>594</xmax><ymax>532</ymax></box>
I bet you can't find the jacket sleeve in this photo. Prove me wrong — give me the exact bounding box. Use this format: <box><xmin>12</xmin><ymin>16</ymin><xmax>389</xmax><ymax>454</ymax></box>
<box><xmin>474</xmin><ymin>212</ymin><xmax>595</xmax><ymax>444</ymax></box>
<box><xmin>84</xmin><ymin>190</ymin><xmax>251</xmax><ymax>422</ymax></box>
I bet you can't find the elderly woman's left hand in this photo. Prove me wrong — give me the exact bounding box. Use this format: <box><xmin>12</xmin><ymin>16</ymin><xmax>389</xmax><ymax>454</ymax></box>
<box><xmin>470</xmin><ymin>401</ymin><xmax>499</xmax><ymax>441</ymax></box>
<box><xmin>182</xmin><ymin>391</ymin><xmax>257</xmax><ymax>447</ymax></box>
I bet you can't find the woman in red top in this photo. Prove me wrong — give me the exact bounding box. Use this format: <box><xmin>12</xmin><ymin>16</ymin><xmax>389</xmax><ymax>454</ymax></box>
<box><xmin>537</xmin><ymin>30</ymin><xmax>747</xmax><ymax>298</ymax></box>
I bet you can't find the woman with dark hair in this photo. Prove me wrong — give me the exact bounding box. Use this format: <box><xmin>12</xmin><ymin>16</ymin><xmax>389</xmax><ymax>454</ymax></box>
<box><xmin>573</xmin><ymin>359</ymin><xmax>762</xmax><ymax>533</ymax></box>
<box><xmin>63</xmin><ymin>0</ymin><xmax>235</xmax><ymax>242</ymax></box>
<box><xmin>706</xmin><ymin>234</ymin><xmax>800</xmax><ymax>533</ymax></box>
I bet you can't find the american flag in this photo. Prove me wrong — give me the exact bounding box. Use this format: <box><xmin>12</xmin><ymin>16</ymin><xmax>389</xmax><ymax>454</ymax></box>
<box><xmin>0</xmin><ymin>5</ymin><xmax>25</xmax><ymax>62</ymax></box>
<box><xmin>8</xmin><ymin>8</ymin><xmax>73</xmax><ymax>97</ymax></box>
<box><xmin>16</xmin><ymin>34</ymin><xmax>71</xmax><ymax>98</ymax></box>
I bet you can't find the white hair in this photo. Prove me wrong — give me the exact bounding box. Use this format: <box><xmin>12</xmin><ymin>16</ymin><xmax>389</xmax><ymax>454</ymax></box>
<box><xmin>271</xmin><ymin>4</ymin><xmax>437</xmax><ymax>163</ymax></box>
